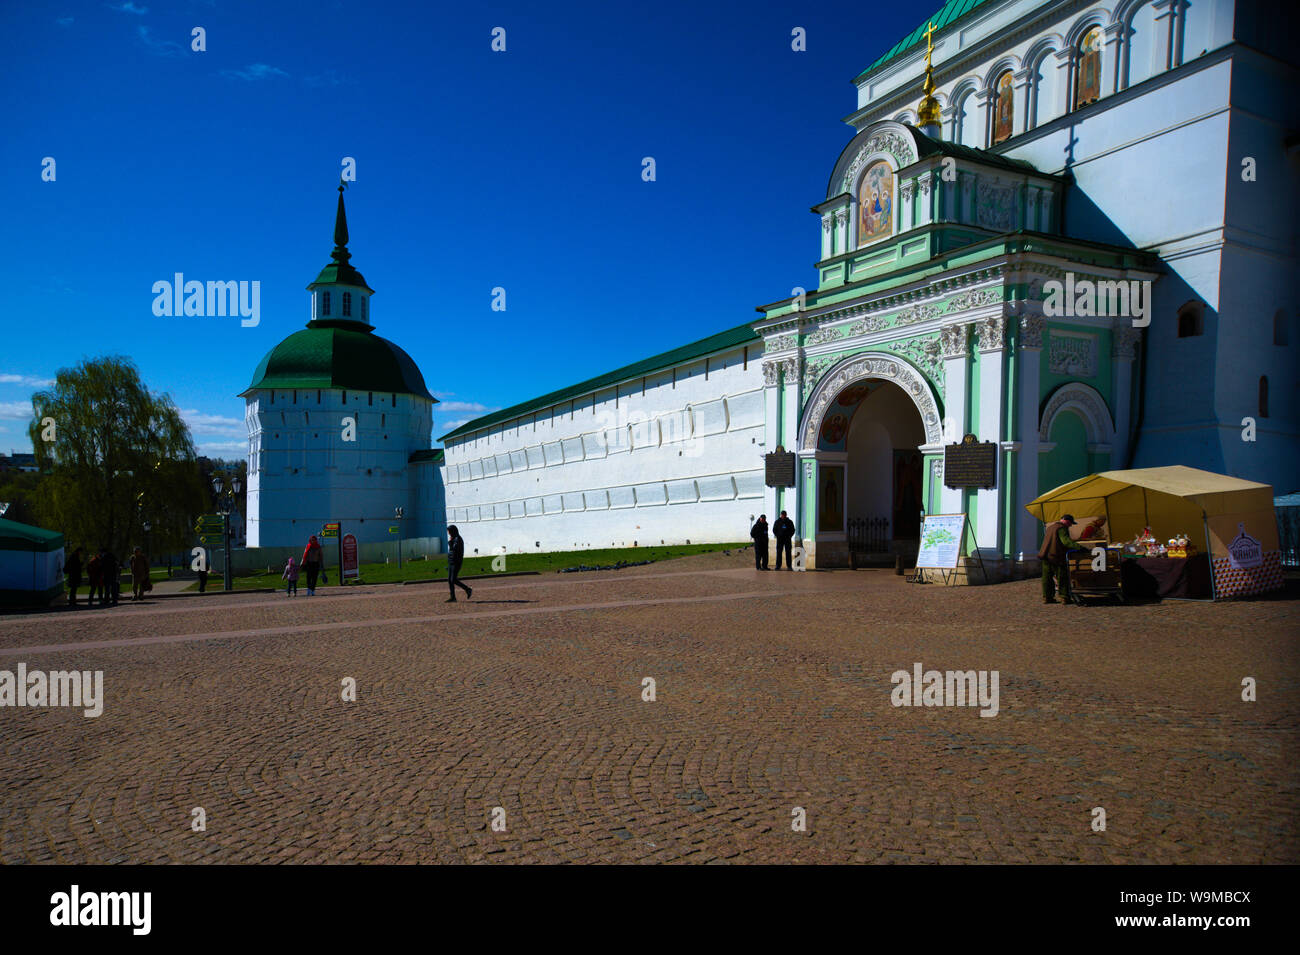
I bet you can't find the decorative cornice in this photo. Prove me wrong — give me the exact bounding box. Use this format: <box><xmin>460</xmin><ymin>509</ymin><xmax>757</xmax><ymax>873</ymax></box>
<box><xmin>841</xmin><ymin>130</ymin><xmax>917</xmax><ymax>193</ymax></box>
<box><xmin>802</xmin><ymin>352</ymin><xmax>942</xmax><ymax>449</ymax></box>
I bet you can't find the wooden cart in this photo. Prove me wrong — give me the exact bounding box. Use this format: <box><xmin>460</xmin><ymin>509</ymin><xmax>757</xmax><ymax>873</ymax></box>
<box><xmin>1065</xmin><ymin>541</ymin><xmax>1124</xmax><ymax>604</ymax></box>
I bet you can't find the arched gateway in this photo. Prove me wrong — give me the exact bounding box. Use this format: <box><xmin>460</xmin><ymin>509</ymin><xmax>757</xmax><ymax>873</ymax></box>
<box><xmin>799</xmin><ymin>352</ymin><xmax>941</xmax><ymax>568</ymax></box>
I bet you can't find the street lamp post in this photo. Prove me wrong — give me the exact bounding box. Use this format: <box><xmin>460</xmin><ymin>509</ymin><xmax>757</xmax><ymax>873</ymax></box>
<box><xmin>395</xmin><ymin>506</ymin><xmax>404</xmax><ymax>569</ymax></box>
<box><xmin>211</xmin><ymin>472</ymin><xmax>243</xmax><ymax>592</ymax></box>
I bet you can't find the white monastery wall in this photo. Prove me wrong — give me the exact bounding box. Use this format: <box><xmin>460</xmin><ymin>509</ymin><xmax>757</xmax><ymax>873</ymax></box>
<box><xmin>442</xmin><ymin>344</ymin><xmax>766</xmax><ymax>554</ymax></box>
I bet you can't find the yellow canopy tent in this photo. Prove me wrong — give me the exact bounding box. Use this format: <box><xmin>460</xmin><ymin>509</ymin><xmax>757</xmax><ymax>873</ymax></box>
<box><xmin>1025</xmin><ymin>465</ymin><xmax>1283</xmax><ymax>600</ymax></box>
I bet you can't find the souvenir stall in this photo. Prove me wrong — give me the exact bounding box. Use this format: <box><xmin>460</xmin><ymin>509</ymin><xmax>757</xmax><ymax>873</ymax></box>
<box><xmin>1025</xmin><ymin>466</ymin><xmax>1284</xmax><ymax>601</ymax></box>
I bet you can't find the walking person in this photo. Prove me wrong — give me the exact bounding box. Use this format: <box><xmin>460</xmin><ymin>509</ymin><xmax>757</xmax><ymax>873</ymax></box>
<box><xmin>445</xmin><ymin>525</ymin><xmax>472</xmax><ymax>602</ymax></box>
<box><xmin>302</xmin><ymin>535</ymin><xmax>323</xmax><ymax>596</ymax></box>
<box><xmin>772</xmin><ymin>510</ymin><xmax>796</xmax><ymax>571</ymax></box>
<box><xmin>86</xmin><ymin>550</ymin><xmax>102</xmax><ymax>607</ymax></box>
<box><xmin>130</xmin><ymin>546</ymin><xmax>150</xmax><ymax>601</ymax></box>
<box><xmin>750</xmin><ymin>514</ymin><xmax>770</xmax><ymax>570</ymax></box>
<box><xmin>1039</xmin><ymin>513</ymin><xmax>1079</xmax><ymax>604</ymax></box>
<box><xmin>282</xmin><ymin>556</ymin><xmax>299</xmax><ymax>597</ymax></box>
<box><xmin>66</xmin><ymin>547</ymin><xmax>83</xmax><ymax>607</ymax></box>
<box><xmin>197</xmin><ymin>565</ymin><xmax>209</xmax><ymax>594</ymax></box>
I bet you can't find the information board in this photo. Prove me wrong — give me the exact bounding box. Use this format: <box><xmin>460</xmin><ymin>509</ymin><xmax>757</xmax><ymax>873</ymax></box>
<box><xmin>341</xmin><ymin>533</ymin><xmax>359</xmax><ymax>580</ymax></box>
<box><xmin>943</xmin><ymin>434</ymin><xmax>997</xmax><ymax>489</ymax></box>
<box><xmin>764</xmin><ymin>450</ymin><xmax>796</xmax><ymax>487</ymax></box>
<box><xmin>915</xmin><ymin>513</ymin><xmax>965</xmax><ymax>569</ymax></box>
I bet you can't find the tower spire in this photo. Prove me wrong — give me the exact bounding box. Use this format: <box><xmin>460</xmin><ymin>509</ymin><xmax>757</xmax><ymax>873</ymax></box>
<box><xmin>332</xmin><ymin>180</ymin><xmax>351</xmax><ymax>266</ymax></box>
<box><xmin>917</xmin><ymin>20</ymin><xmax>942</xmax><ymax>138</ymax></box>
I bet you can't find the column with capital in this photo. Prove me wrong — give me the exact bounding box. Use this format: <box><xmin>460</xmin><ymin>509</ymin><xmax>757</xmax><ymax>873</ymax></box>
<box><xmin>1110</xmin><ymin>326</ymin><xmax>1141</xmax><ymax>467</ymax></box>
<box><xmin>1151</xmin><ymin>0</ymin><xmax>1178</xmax><ymax>71</ymax></box>
<box><xmin>1012</xmin><ymin>68</ymin><xmax>1033</xmax><ymax>138</ymax></box>
<box><xmin>762</xmin><ymin>359</ymin><xmax>781</xmax><ymax>523</ymax></box>
<box><xmin>938</xmin><ymin>323</ymin><xmax>969</xmax><ymax>515</ymax></box>
<box><xmin>1016</xmin><ymin>312</ymin><xmax>1045</xmax><ymax>561</ymax></box>
<box><xmin>974</xmin><ymin>315</ymin><xmax>1009</xmax><ymax>562</ymax></box>
<box><xmin>1101</xmin><ymin>22</ymin><xmax>1124</xmax><ymax>99</ymax></box>
<box><xmin>972</xmin><ymin>87</ymin><xmax>995</xmax><ymax>149</ymax></box>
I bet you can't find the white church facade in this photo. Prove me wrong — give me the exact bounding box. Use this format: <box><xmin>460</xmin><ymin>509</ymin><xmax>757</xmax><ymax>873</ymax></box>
<box><xmin>247</xmin><ymin>0</ymin><xmax>1296</xmax><ymax>579</ymax></box>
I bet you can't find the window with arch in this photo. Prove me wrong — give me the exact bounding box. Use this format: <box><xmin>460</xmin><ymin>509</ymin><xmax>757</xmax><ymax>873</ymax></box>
<box><xmin>342</xmin><ymin>292</ymin><xmax>352</xmax><ymax>317</ymax></box>
<box><xmin>322</xmin><ymin>291</ymin><xmax>331</xmax><ymax>316</ymax></box>
<box><xmin>1273</xmin><ymin>309</ymin><xmax>1288</xmax><ymax>346</ymax></box>
<box><xmin>1259</xmin><ymin>376</ymin><xmax>1269</xmax><ymax>417</ymax></box>
<box><xmin>954</xmin><ymin>90</ymin><xmax>980</xmax><ymax>146</ymax></box>
<box><xmin>1126</xmin><ymin>2</ymin><xmax>1159</xmax><ymax>88</ymax></box>
<box><xmin>1075</xmin><ymin>27</ymin><xmax>1103</xmax><ymax>108</ymax></box>
<box><xmin>992</xmin><ymin>70</ymin><xmax>1015</xmax><ymax>144</ymax></box>
<box><xmin>857</xmin><ymin>160</ymin><xmax>895</xmax><ymax>247</ymax></box>
<box><xmin>1177</xmin><ymin>304</ymin><xmax>1203</xmax><ymax>338</ymax></box>
<box><xmin>1032</xmin><ymin>54</ymin><xmax>1060</xmax><ymax>128</ymax></box>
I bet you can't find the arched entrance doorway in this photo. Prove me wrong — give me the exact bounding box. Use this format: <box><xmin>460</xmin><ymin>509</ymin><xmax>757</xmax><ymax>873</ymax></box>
<box><xmin>811</xmin><ymin>378</ymin><xmax>927</xmax><ymax>567</ymax></box>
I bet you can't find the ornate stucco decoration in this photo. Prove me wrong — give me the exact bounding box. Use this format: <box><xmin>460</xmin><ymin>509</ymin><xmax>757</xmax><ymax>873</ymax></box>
<box><xmin>762</xmin><ymin>361</ymin><xmax>780</xmax><ymax>386</ymax></box>
<box><xmin>845</xmin><ymin>316</ymin><xmax>891</xmax><ymax>337</ymax></box>
<box><xmin>939</xmin><ymin>323</ymin><xmax>968</xmax><ymax>359</ymax></box>
<box><xmin>1111</xmin><ymin>327</ymin><xmax>1141</xmax><ymax>360</ymax></box>
<box><xmin>1039</xmin><ymin>381</ymin><xmax>1114</xmax><ymax>445</ymax></box>
<box><xmin>804</xmin><ymin>327</ymin><xmax>841</xmax><ymax>346</ymax></box>
<box><xmin>1019</xmin><ymin>315</ymin><xmax>1046</xmax><ymax>350</ymax></box>
<box><xmin>1048</xmin><ymin>332</ymin><xmax>1098</xmax><ymax>376</ymax></box>
<box><xmin>893</xmin><ymin>302</ymin><xmax>943</xmax><ymax>327</ymax></box>
<box><xmin>944</xmin><ymin>287</ymin><xmax>1002</xmax><ymax>313</ymax></box>
<box><xmin>777</xmin><ymin>358</ymin><xmax>799</xmax><ymax>384</ymax></box>
<box><xmin>767</xmin><ymin>334</ymin><xmax>798</xmax><ymax>352</ymax></box>
<box><xmin>822</xmin><ymin>217</ymin><xmax>833</xmax><ymax>234</ymax></box>
<box><xmin>801</xmin><ymin>352</ymin><xmax>943</xmax><ymax>449</ymax></box>
<box><xmin>883</xmin><ymin>334</ymin><xmax>945</xmax><ymax>399</ymax></box>
<box><xmin>841</xmin><ymin>130</ymin><xmax>917</xmax><ymax>193</ymax></box>
<box><xmin>976</xmin><ymin>316</ymin><xmax>1008</xmax><ymax>352</ymax></box>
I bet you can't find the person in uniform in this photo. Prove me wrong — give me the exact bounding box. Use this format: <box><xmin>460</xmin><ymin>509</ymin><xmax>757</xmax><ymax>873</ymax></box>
<box><xmin>1039</xmin><ymin>513</ymin><xmax>1079</xmax><ymax>603</ymax></box>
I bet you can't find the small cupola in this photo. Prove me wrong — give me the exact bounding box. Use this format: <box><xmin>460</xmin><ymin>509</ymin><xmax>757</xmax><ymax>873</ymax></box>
<box><xmin>306</xmin><ymin>182</ymin><xmax>375</xmax><ymax>329</ymax></box>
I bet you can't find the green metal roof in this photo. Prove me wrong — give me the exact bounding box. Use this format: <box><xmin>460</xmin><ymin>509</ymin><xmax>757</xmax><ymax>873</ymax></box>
<box><xmin>244</xmin><ymin>320</ymin><xmax>435</xmax><ymax>400</ymax></box>
<box><xmin>855</xmin><ymin>0</ymin><xmax>999</xmax><ymax>81</ymax></box>
<box><xmin>911</xmin><ymin>124</ymin><xmax>1042</xmax><ymax>173</ymax></box>
<box><xmin>0</xmin><ymin>517</ymin><xmax>64</xmax><ymax>553</ymax></box>
<box><xmin>440</xmin><ymin>321</ymin><xmax>761</xmax><ymax>442</ymax></box>
<box><xmin>408</xmin><ymin>448</ymin><xmax>444</xmax><ymax>464</ymax></box>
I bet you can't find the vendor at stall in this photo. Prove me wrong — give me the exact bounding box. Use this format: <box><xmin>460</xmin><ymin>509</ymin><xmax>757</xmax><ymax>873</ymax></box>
<box><xmin>1039</xmin><ymin>514</ymin><xmax>1080</xmax><ymax>604</ymax></box>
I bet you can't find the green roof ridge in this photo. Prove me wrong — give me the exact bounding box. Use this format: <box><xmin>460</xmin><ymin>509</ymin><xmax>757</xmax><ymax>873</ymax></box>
<box><xmin>855</xmin><ymin>0</ymin><xmax>998</xmax><ymax>82</ymax></box>
<box><xmin>440</xmin><ymin>321</ymin><xmax>761</xmax><ymax>442</ymax></box>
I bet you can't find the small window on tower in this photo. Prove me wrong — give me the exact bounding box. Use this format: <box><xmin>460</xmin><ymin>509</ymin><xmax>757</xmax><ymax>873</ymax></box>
<box><xmin>362</xmin><ymin>297</ymin><xmax>368</xmax><ymax>321</ymax></box>
<box><xmin>322</xmin><ymin>292</ymin><xmax>331</xmax><ymax>316</ymax></box>
<box><xmin>391</xmin><ymin>393</ymin><xmax>396</xmax><ymax>407</ymax></box>
<box><xmin>343</xmin><ymin>292</ymin><xmax>352</xmax><ymax>317</ymax></box>
<box><xmin>368</xmin><ymin>392</ymin><xmax>373</xmax><ymax>406</ymax></box>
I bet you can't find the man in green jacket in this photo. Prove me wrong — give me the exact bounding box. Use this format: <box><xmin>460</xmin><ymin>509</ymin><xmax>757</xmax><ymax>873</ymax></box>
<box><xmin>1039</xmin><ymin>514</ymin><xmax>1080</xmax><ymax>604</ymax></box>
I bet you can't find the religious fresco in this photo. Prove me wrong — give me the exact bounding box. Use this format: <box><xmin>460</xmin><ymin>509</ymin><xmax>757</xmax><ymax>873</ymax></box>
<box><xmin>857</xmin><ymin>160</ymin><xmax>894</xmax><ymax>246</ymax></box>
<box><xmin>817</xmin><ymin>381</ymin><xmax>876</xmax><ymax>450</ymax></box>
<box><xmin>819</xmin><ymin>465</ymin><xmax>844</xmax><ymax>532</ymax></box>
<box><xmin>993</xmin><ymin>71</ymin><xmax>1014</xmax><ymax>143</ymax></box>
<box><xmin>1076</xmin><ymin>28</ymin><xmax>1102</xmax><ymax>107</ymax></box>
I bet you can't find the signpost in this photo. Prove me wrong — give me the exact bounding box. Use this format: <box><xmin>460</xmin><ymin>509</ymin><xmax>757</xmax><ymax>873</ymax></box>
<box><xmin>943</xmin><ymin>434</ymin><xmax>997</xmax><ymax>489</ymax></box>
<box><xmin>341</xmin><ymin>533</ymin><xmax>359</xmax><ymax>581</ymax></box>
<box><xmin>320</xmin><ymin>522</ymin><xmax>341</xmax><ymax>587</ymax></box>
<box><xmin>195</xmin><ymin>514</ymin><xmax>226</xmax><ymax>583</ymax></box>
<box><xmin>321</xmin><ymin>522</ymin><xmax>340</xmax><ymax>539</ymax></box>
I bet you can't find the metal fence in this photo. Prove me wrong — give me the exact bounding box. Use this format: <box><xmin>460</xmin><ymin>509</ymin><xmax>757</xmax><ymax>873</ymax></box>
<box><xmin>847</xmin><ymin>517</ymin><xmax>890</xmax><ymax>558</ymax></box>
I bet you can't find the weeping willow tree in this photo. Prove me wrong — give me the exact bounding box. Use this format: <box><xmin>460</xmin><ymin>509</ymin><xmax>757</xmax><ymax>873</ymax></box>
<box><xmin>28</xmin><ymin>356</ymin><xmax>207</xmax><ymax>558</ymax></box>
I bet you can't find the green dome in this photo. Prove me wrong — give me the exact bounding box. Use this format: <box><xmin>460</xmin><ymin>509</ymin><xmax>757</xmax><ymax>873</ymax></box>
<box><xmin>244</xmin><ymin>318</ymin><xmax>434</xmax><ymax>400</ymax></box>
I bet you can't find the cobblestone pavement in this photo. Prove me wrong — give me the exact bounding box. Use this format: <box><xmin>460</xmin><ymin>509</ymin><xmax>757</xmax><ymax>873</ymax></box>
<box><xmin>1</xmin><ymin>551</ymin><xmax>1296</xmax><ymax>864</ymax></box>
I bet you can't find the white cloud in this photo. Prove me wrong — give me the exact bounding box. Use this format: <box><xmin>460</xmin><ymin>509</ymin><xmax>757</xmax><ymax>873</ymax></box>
<box><xmin>221</xmin><ymin>63</ymin><xmax>288</xmax><ymax>81</ymax></box>
<box><xmin>0</xmin><ymin>401</ymin><xmax>33</xmax><ymax>421</ymax></box>
<box><xmin>137</xmin><ymin>25</ymin><xmax>182</xmax><ymax>56</ymax></box>
<box><xmin>196</xmin><ymin>440</ymin><xmax>247</xmax><ymax>457</ymax></box>
<box><xmin>436</xmin><ymin>400</ymin><xmax>493</xmax><ymax>413</ymax></box>
<box><xmin>180</xmin><ymin>409</ymin><xmax>245</xmax><ymax>437</ymax></box>
<box><xmin>57</xmin><ymin>16</ymin><xmax>75</xmax><ymax>26</ymax></box>
<box><xmin>0</xmin><ymin>374</ymin><xmax>54</xmax><ymax>387</ymax></box>
<box><xmin>107</xmin><ymin>1</ymin><xmax>148</xmax><ymax>14</ymax></box>
<box><xmin>439</xmin><ymin>419</ymin><xmax>473</xmax><ymax>432</ymax></box>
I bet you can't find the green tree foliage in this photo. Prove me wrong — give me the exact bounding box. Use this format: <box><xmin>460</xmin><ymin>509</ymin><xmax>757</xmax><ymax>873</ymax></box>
<box><xmin>27</xmin><ymin>357</ymin><xmax>206</xmax><ymax>558</ymax></box>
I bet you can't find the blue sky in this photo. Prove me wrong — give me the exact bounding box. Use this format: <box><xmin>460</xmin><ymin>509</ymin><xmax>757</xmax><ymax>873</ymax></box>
<box><xmin>1</xmin><ymin>0</ymin><xmax>931</xmax><ymax>457</ymax></box>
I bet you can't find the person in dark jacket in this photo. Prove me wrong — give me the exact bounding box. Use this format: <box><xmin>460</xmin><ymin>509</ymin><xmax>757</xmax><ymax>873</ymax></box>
<box><xmin>750</xmin><ymin>515</ymin><xmax>770</xmax><ymax>570</ymax></box>
<box><xmin>86</xmin><ymin>551</ymin><xmax>102</xmax><ymax>606</ymax></box>
<box><xmin>66</xmin><ymin>547</ymin><xmax>83</xmax><ymax>607</ymax></box>
<box><xmin>1039</xmin><ymin>514</ymin><xmax>1079</xmax><ymax>603</ymax></box>
<box><xmin>772</xmin><ymin>511</ymin><xmax>796</xmax><ymax>570</ymax></box>
<box><xmin>100</xmin><ymin>549</ymin><xmax>120</xmax><ymax>606</ymax></box>
<box><xmin>445</xmin><ymin>525</ymin><xmax>472</xmax><ymax>602</ymax></box>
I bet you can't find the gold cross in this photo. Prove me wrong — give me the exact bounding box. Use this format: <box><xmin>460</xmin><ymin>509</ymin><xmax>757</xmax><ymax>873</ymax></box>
<box><xmin>923</xmin><ymin>20</ymin><xmax>937</xmax><ymax>66</ymax></box>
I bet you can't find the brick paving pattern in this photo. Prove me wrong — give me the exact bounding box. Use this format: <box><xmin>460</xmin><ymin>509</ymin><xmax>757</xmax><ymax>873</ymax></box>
<box><xmin>0</xmin><ymin>551</ymin><xmax>1296</xmax><ymax>864</ymax></box>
